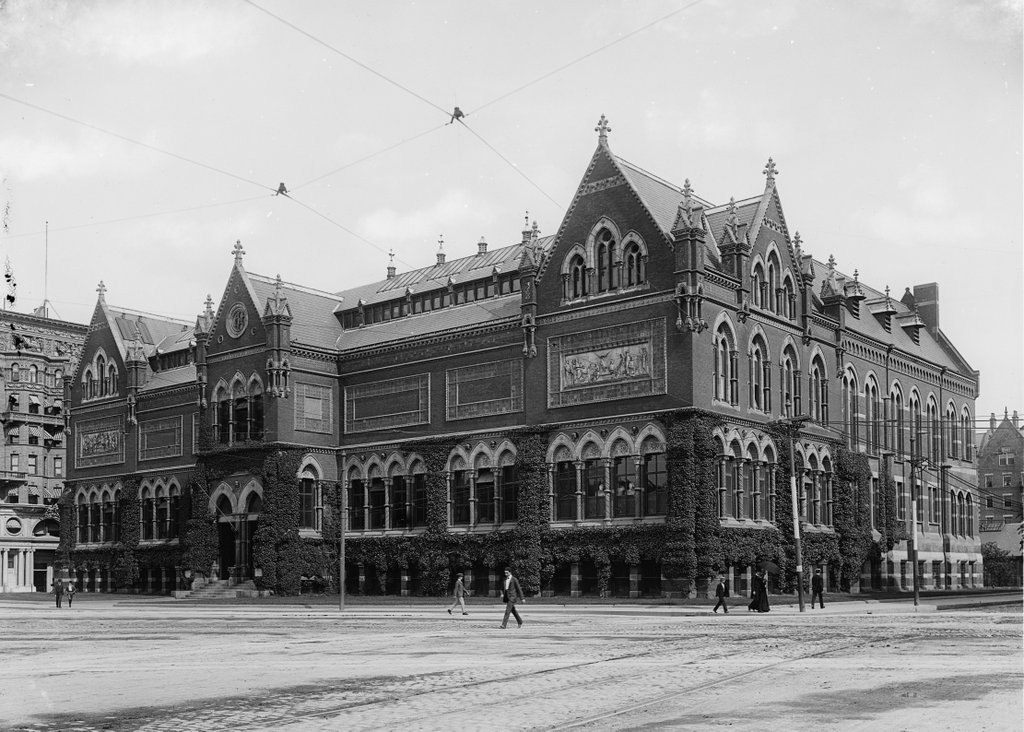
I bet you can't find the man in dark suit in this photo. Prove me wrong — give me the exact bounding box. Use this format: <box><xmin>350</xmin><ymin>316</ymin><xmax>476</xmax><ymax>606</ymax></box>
<box><xmin>811</xmin><ymin>569</ymin><xmax>825</xmax><ymax>609</ymax></box>
<box><xmin>52</xmin><ymin>578</ymin><xmax>63</xmax><ymax>608</ymax></box>
<box><xmin>499</xmin><ymin>567</ymin><xmax>524</xmax><ymax>629</ymax></box>
<box><xmin>713</xmin><ymin>576</ymin><xmax>728</xmax><ymax>614</ymax></box>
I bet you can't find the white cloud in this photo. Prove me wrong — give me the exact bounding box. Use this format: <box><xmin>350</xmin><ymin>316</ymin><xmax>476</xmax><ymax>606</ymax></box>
<box><xmin>0</xmin><ymin>0</ymin><xmax>251</xmax><ymax>66</ymax></box>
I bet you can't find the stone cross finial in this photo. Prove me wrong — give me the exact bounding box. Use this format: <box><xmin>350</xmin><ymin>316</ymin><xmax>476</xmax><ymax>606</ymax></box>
<box><xmin>763</xmin><ymin>157</ymin><xmax>778</xmax><ymax>182</ymax></box>
<box><xmin>97</xmin><ymin>280</ymin><xmax>107</xmax><ymax>301</ymax></box>
<box><xmin>204</xmin><ymin>294</ymin><xmax>214</xmax><ymax>318</ymax></box>
<box><xmin>827</xmin><ymin>254</ymin><xmax>836</xmax><ymax>271</ymax></box>
<box><xmin>233</xmin><ymin>240</ymin><xmax>245</xmax><ymax>263</ymax></box>
<box><xmin>793</xmin><ymin>231</ymin><xmax>803</xmax><ymax>262</ymax></box>
<box><xmin>884</xmin><ymin>285</ymin><xmax>891</xmax><ymax>299</ymax></box>
<box><xmin>853</xmin><ymin>269</ymin><xmax>860</xmax><ymax>282</ymax></box>
<box><xmin>682</xmin><ymin>178</ymin><xmax>693</xmax><ymax>201</ymax></box>
<box><xmin>389</xmin><ymin>249</ymin><xmax>395</xmax><ymax>264</ymax></box>
<box><xmin>438</xmin><ymin>235</ymin><xmax>445</xmax><ymax>252</ymax></box>
<box><xmin>595</xmin><ymin>114</ymin><xmax>612</xmax><ymax>144</ymax></box>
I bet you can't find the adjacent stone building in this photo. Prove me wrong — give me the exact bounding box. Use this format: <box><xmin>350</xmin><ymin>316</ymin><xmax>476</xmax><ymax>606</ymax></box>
<box><xmin>0</xmin><ymin>308</ymin><xmax>85</xmax><ymax>592</ymax></box>
<box><xmin>64</xmin><ymin>120</ymin><xmax>982</xmax><ymax>597</ymax></box>
<box><xmin>976</xmin><ymin>409</ymin><xmax>1023</xmax><ymax>582</ymax></box>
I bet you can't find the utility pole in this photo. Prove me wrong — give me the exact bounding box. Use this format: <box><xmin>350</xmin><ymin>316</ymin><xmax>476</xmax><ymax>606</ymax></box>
<box><xmin>774</xmin><ymin>399</ymin><xmax>809</xmax><ymax>612</ymax></box>
<box><xmin>339</xmin><ymin>481</ymin><xmax>346</xmax><ymax>612</ymax></box>
<box><xmin>908</xmin><ymin>435</ymin><xmax>921</xmax><ymax>608</ymax></box>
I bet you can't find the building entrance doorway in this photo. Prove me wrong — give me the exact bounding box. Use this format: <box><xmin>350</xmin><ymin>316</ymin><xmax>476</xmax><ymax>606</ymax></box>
<box><xmin>217</xmin><ymin>522</ymin><xmax>235</xmax><ymax>580</ymax></box>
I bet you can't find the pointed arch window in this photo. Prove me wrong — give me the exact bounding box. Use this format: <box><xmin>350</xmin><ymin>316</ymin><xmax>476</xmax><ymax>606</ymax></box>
<box><xmin>781</xmin><ymin>348</ymin><xmax>799</xmax><ymax>417</ymax></box>
<box><xmin>569</xmin><ymin>254</ymin><xmax>587</xmax><ymax>299</ymax></box>
<box><xmin>864</xmin><ymin>377</ymin><xmax>880</xmax><ymax>453</ymax></box>
<box><xmin>766</xmin><ymin>253</ymin><xmax>781</xmax><ymax>313</ymax></box>
<box><xmin>751</xmin><ymin>263</ymin><xmax>766</xmax><ymax>308</ymax></box>
<box><xmin>893</xmin><ymin>388</ymin><xmax>905</xmax><ymax>456</ymax></box>
<box><xmin>927</xmin><ymin>398</ymin><xmax>939</xmax><ymax>462</ymax></box>
<box><xmin>946</xmin><ymin>403</ymin><xmax>958</xmax><ymax>459</ymax></box>
<box><xmin>809</xmin><ymin>357</ymin><xmax>827</xmax><ymax>423</ymax></box>
<box><xmin>595</xmin><ymin>228</ymin><xmax>618</xmax><ymax>293</ymax></box>
<box><xmin>749</xmin><ymin>337</ymin><xmax>771</xmax><ymax>412</ymax></box>
<box><xmin>910</xmin><ymin>394</ymin><xmax>922</xmax><ymax>460</ymax></box>
<box><xmin>231</xmin><ymin>381</ymin><xmax>249</xmax><ymax>442</ymax></box>
<box><xmin>250</xmin><ymin>380</ymin><xmax>265</xmax><ymax>442</ymax></box>
<box><xmin>214</xmin><ymin>386</ymin><xmax>231</xmax><ymax>445</ymax></box>
<box><xmin>714</xmin><ymin>325</ymin><xmax>738</xmax><ymax>405</ymax></box>
<box><xmin>623</xmin><ymin>242</ymin><xmax>644</xmax><ymax>287</ymax></box>
<box><xmin>960</xmin><ymin>408</ymin><xmax>972</xmax><ymax>461</ymax></box>
<box><xmin>783</xmin><ymin>276</ymin><xmax>796</xmax><ymax>320</ymax></box>
<box><xmin>843</xmin><ymin>371</ymin><xmax>860</xmax><ymax>449</ymax></box>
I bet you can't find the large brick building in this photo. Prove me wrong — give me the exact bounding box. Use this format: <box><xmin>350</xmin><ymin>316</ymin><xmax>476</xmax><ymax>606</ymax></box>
<box><xmin>1</xmin><ymin>309</ymin><xmax>86</xmax><ymax>592</ymax></box>
<box><xmin>64</xmin><ymin>120</ymin><xmax>981</xmax><ymax>597</ymax></box>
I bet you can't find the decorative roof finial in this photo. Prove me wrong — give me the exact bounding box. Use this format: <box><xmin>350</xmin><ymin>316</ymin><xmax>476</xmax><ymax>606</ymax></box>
<box><xmin>96</xmin><ymin>280</ymin><xmax>107</xmax><ymax>302</ymax></box>
<box><xmin>204</xmin><ymin>294</ymin><xmax>214</xmax><ymax>318</ymax></box>
<box><xmin>793</xmin><ymin>231</ymin><xmax>803</xmax><ymax>262</ymax></box>
<box><xmin>726</xmin><ymin>196</ymin><xmax>738</xmax><ymax>224</ymax></box>
<box><xmin>531</xmin><ymin>220</ymin><xmax>540</xmax><ymax>239</ymax></box>
<box><xmin>595</xmin><ymin>114</ymin><xmax>611</xmax><ymax>145</ymax></box>
<box><xmin>763</xmin><ymin>157</ymin><xmax>778</xmax><ymax>183</ymax></box>
<box><xmin>827</xmin><ymin>254</ymin><xmax>836</xmax><ymax>271</ymax></box>
<box><xmin>438</xmin><ymin>235</ymin><xmax>445</xmax><ymax>252</ymax></box>
<box><xmin>389</xmin><ymin>248</ymin><xmax>395</xmax><ymax>264</ymax></box>
<box><xmin>524</xmin><ymin>211</ymin><xmax>530</xmax><ymax>229</ymax></box>
<box><xmin>233</xmin><ymin>239</ymin><xmax>245</xmax><ymax>264</ymax></box>
<box><xmin>884</xmin><ymin>285</ymin><xmax>891</xmax><ymax>300</ymax></box>
<box><xmin>853</xmin><ymin>269</ymin><xmax>860</xmax><ymax>282</ymax></box>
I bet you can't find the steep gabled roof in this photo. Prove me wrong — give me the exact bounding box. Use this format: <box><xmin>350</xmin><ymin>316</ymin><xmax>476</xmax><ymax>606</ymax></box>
<box><xmin>104</xmin><ymin>304</ymin><xmax>192</xmax><ymax>362</ymax></box>
<box><xmin>247</xmin><ymin>273</ymin><xmax>344</xmax><ymax>351</ymax></box>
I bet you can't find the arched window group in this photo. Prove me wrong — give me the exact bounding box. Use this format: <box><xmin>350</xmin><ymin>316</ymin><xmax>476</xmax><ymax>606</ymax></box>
<box><xmin>561</xmin><ymin>223</ymin><xmax>647</xmax><ymax>302</ymax></box>
<box><xmin>140</xmin><ymin>483</ymin><xmax>182</xmax><ymax>541</ymax></box>
<box><xmin>716</xmin><ymin>436</ymin><xmax>778</xmax><ymax>523</ymax></box>
<box><xmin>81</xmin><ymin>350</ymin><xmax>118</xmax><ymax>400</ymax></box>
<box><xmin>76</xmin><ymin>486</ymin><xmax>124</xmax><ymax>544</ymax></box>
<box><xmin>949</xmin><ymin>490</ymin><xmax>974</xmax><ymax>537</ymax></box>
<box><xmin>212</xmin><ymin>375</ymin><xmax>265</xmax><ymax>445</ymax></box>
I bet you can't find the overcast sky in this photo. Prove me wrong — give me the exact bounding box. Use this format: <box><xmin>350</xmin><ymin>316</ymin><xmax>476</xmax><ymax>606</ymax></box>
<box><xmin>0</xmin><ymin>0</ymin><xmax>1020</xmax><ymax>422</ymax></box>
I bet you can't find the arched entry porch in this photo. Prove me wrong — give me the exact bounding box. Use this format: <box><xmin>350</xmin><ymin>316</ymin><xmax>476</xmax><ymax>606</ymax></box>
<box><xmin>213</xmin><ymin>484</ymin><xmax>262</xmax><ymax>582</ymax></box>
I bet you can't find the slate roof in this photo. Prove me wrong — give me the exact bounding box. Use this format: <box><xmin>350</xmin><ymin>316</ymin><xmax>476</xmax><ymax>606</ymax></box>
<box><xmin>808</xmin><ymin>260</ymin><xmax>972</xmax><ymax>374</ymax></box>
<box><xmin>248</xmin><ymin>273</ymin><xmax>345</xmax><ymax>352</ymax></box>
<box><xmin>106</xmin><ymin>306</ymin><xmax>192</xmax><ymax>360</ymax></box>
<box><xmin>337</xmin><ymin>294</ymin><xmax>521</xmax><ymax>352</ymax></box>
<box><xmin>140</xmin><ymin>365</ymin><xmax>197</xmax><ymax>393</ymax></box>
<box><xmin>333</xmin><ymin>239</ymin><xmax>550</xmax><ymax>311</ymax></box>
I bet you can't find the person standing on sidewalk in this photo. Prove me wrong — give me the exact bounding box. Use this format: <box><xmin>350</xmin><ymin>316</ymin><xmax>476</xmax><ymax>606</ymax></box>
<box><xmin>52</xmin><ymin>577</ymin><xmax>64</xmax><ymax>608</ymax></box>
<box><xmin>811</xmin><ymin>569</ymin><xmax>825</xmax><ymax>609</ymax></box>
<box><xmin>713</xmin><ymin>576</ymin><xmax>728</xmax><ymax>614</ymax></box>
<box><xmin>499</xmin><ymin>568</ymin><xmax>524</xmax><ymax>629</ymax></box>
<box><xmin>447</xmin><ymin>572</ymin><xmax>469</xmax><ymax>616</ymax></box>
<box><xmin>65</xmin><ymin>581</ymin><xmax>77</xmax><ymax>608</ymax></box>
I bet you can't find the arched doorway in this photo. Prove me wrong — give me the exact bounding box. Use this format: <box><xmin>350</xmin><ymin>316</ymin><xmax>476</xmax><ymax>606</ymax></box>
<box><xmin>216</xmin><ymin>494</ymin><xmax>235</xmax><ymax>580</ymax></box>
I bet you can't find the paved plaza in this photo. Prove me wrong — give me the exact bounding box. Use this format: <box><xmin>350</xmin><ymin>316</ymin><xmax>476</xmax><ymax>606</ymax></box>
<box><xmin>0</xmin><ymin>594</ymin><xmax>1020</xmax><ymax>731</ymax></box>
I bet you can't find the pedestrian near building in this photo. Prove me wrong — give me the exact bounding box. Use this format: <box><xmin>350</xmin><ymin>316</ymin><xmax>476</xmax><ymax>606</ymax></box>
<box><xmin>52</xmin><ymin>578</ymin><xmax>64</xmax><ymax>608</ymax></box>
<box><xmin>811</xmin><ymin>569</ymin><xmax>825</xmax><ymax>609</ymax></box>
<box><xmin>713</xmin><ymin>577</ymin><xmax>728</xmax><ymax>614</ymax></box>
<box><xmin>749</xmin><ymin>570</ymin><xmax>770</xmax><ymax>613</ymax></box>
<box><xmin>499</xmin><ymin>568</ymin><xmax>524</xmax><ymax>629</ymax></box>
<box><xmin>447</xmin><ymin>572</ymin><xmax>469</xmax><ymax>616</ymax></box>
<box><xmin>65</xmin><ymin>581</ymin><xmax>77</xmax><ymax>607</ymax></box>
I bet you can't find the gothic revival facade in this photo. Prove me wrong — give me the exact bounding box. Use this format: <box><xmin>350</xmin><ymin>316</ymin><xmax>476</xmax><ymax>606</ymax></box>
<box><xmin>64</xmin><ymin>120</ymin><xmax>981</xmax><ymax>597</ymax></box>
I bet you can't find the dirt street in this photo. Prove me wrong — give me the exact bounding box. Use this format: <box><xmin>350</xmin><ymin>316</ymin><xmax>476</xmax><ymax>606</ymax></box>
<box><xmin>0</xmin><ymin>596</ymin><xmax>1019</xmax><ymax>731</ymax></box>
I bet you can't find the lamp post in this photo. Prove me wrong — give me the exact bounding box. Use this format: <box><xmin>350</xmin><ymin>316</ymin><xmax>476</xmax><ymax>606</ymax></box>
<box><xmin>774</xmin><ymin>398</ymin><xmax>809</xmax><ymax>612</ymax></box>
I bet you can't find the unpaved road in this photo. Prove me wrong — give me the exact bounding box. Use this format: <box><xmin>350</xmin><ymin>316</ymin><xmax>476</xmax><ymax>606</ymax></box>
<box><xmin>0</xmin><ymin>597</ymin><xmax>1020</xmax><ymax>731</ymax></box>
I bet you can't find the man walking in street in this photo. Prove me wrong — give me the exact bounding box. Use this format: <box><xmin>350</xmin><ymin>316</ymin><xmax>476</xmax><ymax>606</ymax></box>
<box><xmin>811</xmin><ymin>569</ymin><xmax>825</xmax><ymax>609</ymax></box>
<box><xmin>713</xmin><ymin>576</ymin><xmax>728</xmax><ymax>614</ymax></box>
<box><xmin>447</xmin><ymin>572</ymin><xmax>469</xmax><ymax>616</ymax></box>
<box><xmin>499</xmin><ymin>567</ymin><xmax>524</xmax><ymax>629</ymax></box>
<box><xmin>65</xmin><ymin>581</ymin><xmax>77</xmax><ymax>607</ymax></box>
<box><xmin>52</xmin><ymin>577</ymin><xmax>63</xmax><ymax>608</ymax></box>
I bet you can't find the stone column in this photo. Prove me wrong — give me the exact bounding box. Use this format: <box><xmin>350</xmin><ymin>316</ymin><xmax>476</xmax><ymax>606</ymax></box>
<box><xmin>570</xmin><ymin>561</ymin><xmax>580</xmax><ymax>598</ymax></box>
<box><xmin>629</xmin><ymin>564</ymin><xmax>640</xmax><ymax>599</ymax></box>
<box><xmin>469</xmin><ymin>472</ymin><xmax>477</xmax><ymax>527</ymax></box>
<box><xmin>383</xmin><ymin>478</ymin><xmax>392</xmax><ymax>530</ymax></box>
<box><xmin>28</xmin><ymin>548</ymin><xmax>35</xmax><ymax>590</ymax></box>
<box><xmin>574</xmin><ymin>462</ymin><xmax>583</xmax><ymax>523</ymax></box>
<box><xmin>1</xmin><ymin>547</ymin><xmax>8</xmax><ymax>589</ymax></box>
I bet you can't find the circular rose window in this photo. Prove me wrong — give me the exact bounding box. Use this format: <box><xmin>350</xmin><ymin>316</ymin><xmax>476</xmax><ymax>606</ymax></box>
<box><xmin>226</xmin><ymin>303</ymin><xmax>248</xmax><ymax>338</ymax></box>
<box><xmin>5</xmin><ymin>517</ymin><xmax>22</xmax><ymax>535</ymax></box>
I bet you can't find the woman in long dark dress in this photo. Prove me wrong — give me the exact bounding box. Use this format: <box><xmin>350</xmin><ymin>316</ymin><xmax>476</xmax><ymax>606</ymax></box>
<box><xmin>755</xmin><ymin>571</ymin><xmax>771</xmax><ymax>612</ymax></box>
<box><xmin>747</xmin><ymin>571</ymin><xmax>761</xmax><ymax>611</ymax></box>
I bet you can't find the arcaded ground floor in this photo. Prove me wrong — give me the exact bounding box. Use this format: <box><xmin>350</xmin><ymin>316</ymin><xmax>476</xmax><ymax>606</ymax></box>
<box><xmin>0</xmin><ymin>593</ymin><xmax>1019</xmax><ymax>731</ymax></box>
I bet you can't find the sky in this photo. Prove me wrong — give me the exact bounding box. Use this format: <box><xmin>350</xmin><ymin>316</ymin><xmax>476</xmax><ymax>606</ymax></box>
<box><xmin>0</xmin><ymin>0</ymin><xmax>1021</xmax><ymax>423</ymax></box>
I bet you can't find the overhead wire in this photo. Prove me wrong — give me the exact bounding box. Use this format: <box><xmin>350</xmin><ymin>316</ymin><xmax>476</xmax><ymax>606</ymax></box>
<box><xmin>467</xmin><ymin>0</ymin><xmax>707</xmax><ymax>118</ymax></box>
<box><xmin>0</xmin><ymin>91</ymin><xmax>276</xmax><ymax>193</ymax></box>
<box><xmin>241</xmin><ymin>0</ymin><xmax>451</xmax><ymax>119</ymax></box>
<box><xmin>459</xmin><ymin>121</ymin><xmax>563</xmax><ymax>209</ymax></box>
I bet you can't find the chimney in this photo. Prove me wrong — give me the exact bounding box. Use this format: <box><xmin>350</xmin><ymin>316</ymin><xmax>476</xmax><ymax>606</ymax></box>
<box><xmin>1014</xmin><ymin>410</ymin><xmax>1019</xmax><ymax>429</ymax></box>
<box><xmin>436</xmin><ymin>235</ymin><xmax>446</xmax><ymax>266</ymax></box>
<box><xmin>478</xmin><ymin>236</ymin><xmax>487</xmax><ymax>256</ymax></box>
<box><xmin>912</xmin><ymin>283</ymin><xmax>940</xmax><ymax>335</ymax></box>
<box><xmin>991</xmin><ymin>412</ymin><xmax>997</xmax><ymax>432</ymax></box>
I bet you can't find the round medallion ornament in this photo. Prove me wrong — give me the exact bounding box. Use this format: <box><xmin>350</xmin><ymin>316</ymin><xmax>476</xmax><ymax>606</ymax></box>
<box><xmin>5</xmin><ymin>517</ymin><xmax>21</xmax><ymax>535</ymax></box>
<box><xmin>226</xmin><ymin>303</ymin><xmax>248</xmax><ymax>338</ymax></box>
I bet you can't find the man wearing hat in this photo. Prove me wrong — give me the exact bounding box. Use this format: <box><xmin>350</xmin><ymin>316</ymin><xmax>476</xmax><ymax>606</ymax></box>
<box><xmin>811</xmin><ymin>568</ymin><xmax>825</xmax><ymax>609</ymax></box>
